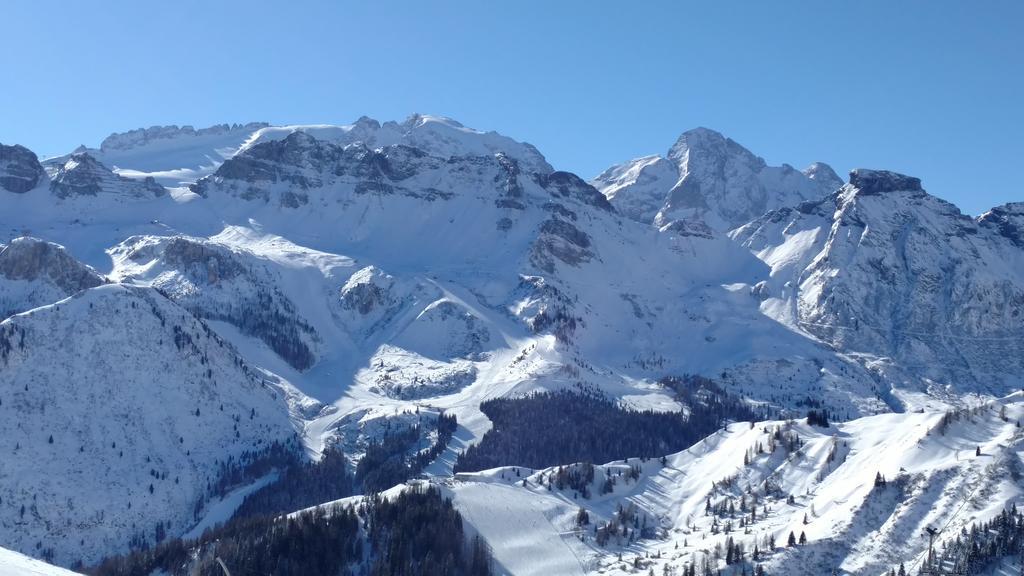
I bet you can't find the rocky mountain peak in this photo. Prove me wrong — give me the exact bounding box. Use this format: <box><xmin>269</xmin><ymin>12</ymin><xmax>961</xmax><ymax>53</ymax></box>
<box><xmin>847</xmin><ymin>168</ymin><xmax>923</xmax><ymax>195</ymax></box>
<box><xmin>595</xmin><ymin>128</ymin><xmax>836</xmax><ymax>230</ymax></box>
<box><xmin>48</xmin><ymin>152</ymin><xmax>167</xmax><ymax>199</ymax></box>
<box><xmin>0</xmin><ymin>143</ymin><xmax>45</xmax><ymax>194</ymax></box>
<box><xmin>802</xmin><ymin>162</ymin><xmax>844</xmax><ymax>191</ymax></box>
<box><xmin>667</xmin><ymin>127</ymin><xmax>764</xmax><ymax>172</ymax></box>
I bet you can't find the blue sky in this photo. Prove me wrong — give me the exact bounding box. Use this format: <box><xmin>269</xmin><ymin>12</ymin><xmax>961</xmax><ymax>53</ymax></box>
<box><xmin>2</xmin><ymin>1</ymin><xmax>1021</xmax><ymax>215</ymax></box>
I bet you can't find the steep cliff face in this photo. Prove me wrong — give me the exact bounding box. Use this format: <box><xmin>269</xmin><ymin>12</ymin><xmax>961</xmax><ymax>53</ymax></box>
<box><xmin>734</xmin><ymin>169</ymin><xmax>1024</xmax><ymax>394</ymax></box>
<box><xmin>0</xmin><ymin>144</ymin><xmax>46</xmax><ymax>194</ymax></box>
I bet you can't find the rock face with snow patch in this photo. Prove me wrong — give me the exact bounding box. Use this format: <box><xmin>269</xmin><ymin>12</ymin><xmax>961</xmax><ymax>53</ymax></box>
<box><xmin>0</xmin><ymin>144</ymin><xmax>45</xmax><ymax>193</ymax></box>
<box><xmin>734</xmin><ymin>169</ymin><xmax>1024</xmax><ymax>394</ymax></box>
<box><xmin>395</xmin><ymin>299</ymin><xmax>492</xmax><ymax>361</ymax></box>
<box><xmin>98</xmin><ymin>123</ymin><xmax>269</xmax><ymax>153</ymax></box>
<box><xmin>592</xmin><ymin>128</ymin><xmax>836</xmax><ymax>230</ymax></box>
<box><xmin>978</xmin><ymin>201</ymin><xmax>1024</xmax><ymax>248</ymax></box>
<box><xmin>338</xmin><ymin>266</ymin><xmax>416</xmax><ymax>337</ymax></box>
<box><xmin>0</xmin><ymin>238</ymin><xmax>105</xmax><ymax>318</ymax></box>
<box><xmin>109</xmin><ymin>235</ymin><xmax>320</xmax><ymax>370</ymax></box>
<box><xmin>47</xmin><ymin>153</ymin><xmax>166</xmax><ymax>199</ymax></box>
<box><xmin>802</xmin><ymin>161</ymin><xmax>844</xmax><ymax>191</ymax></box>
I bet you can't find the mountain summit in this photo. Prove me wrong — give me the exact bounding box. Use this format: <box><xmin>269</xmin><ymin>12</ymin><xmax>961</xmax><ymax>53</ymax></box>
<box><xmin>592</xmin><ymin>128</ymin><xmax>840</xmax><ymax>231</ymax></box>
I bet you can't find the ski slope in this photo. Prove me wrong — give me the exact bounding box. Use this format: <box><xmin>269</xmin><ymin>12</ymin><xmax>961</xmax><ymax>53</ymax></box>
<box><xmin>443</xmin><ymin>395</ymin><xmax>1024</xmax><ymax>575</ymax></box>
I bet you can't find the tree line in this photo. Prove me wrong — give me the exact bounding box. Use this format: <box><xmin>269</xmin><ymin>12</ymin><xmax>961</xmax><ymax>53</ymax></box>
<box><xmin>90</xmin><ymin>486</ymin><xmax>492</xmax><ymax>576</ymax></box>
<box><xmin>455</xmin><ymin>379</ymin><xmax>760</xmax><ymax>472</ymax></box>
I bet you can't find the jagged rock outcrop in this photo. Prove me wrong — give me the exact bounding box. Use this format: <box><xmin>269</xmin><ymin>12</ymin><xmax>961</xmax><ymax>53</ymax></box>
<box><xmin>847</xmin><ymin>168</ymin><xmax>922</xmax><ymax>195</ymax></box>
<box><xmin>0</xmin><ymin>237</ymin><xmax>106</xmax><ymax>318</ymax></box>
<box><xmin>48</xmin><ymin>153</ymin><xmax>166</xmax><ymax>199</ymax></box>
<box><xmin>592</xmin><ymin>128</ymin><xmax>836</xmax><ymax>230</ymax></box>
<box><xmin>0</xmin><ymin>144</ymin><xmax>45</xmax><ymax>193</ymax></box>
<box><xmin>978</xmin><ymin>202</ymin><xmax>1024</xmax><ymax>248</ymax></box>
<box><xmin>99</xmin><ymin>122</ymin><xmax>269</xmax><ymax>152</ymax></box>
<box><xmin>733</xmin><ymin>169</ymin><xmax>1024</xmax><ymax>393</ymax></box>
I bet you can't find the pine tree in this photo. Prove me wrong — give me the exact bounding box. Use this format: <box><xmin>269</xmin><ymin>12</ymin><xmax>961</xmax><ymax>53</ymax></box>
<box><xmin>788</xmin><ymin>531</ymin><xmax>796</xmax><ymax>547</ymax></box>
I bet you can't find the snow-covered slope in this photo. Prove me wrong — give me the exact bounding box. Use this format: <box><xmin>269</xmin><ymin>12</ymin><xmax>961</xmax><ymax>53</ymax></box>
<box><xmin>108</xmin><ymin>233</ymin><xmax>330</xmax><ymax>371</ymax></box>
<box><xmin>732</xmin><ymin>169</ymin><xmax>1024</xmax><ymax>399</ymax></box>
<box><xmin>445</xmin><ymin>395</ymin><xmax>1024</xmax><ymax>576</ymax></box>
<box><xmin>0</xmin><ymin>283</ymin><xmax>299</xmax><ymax>566</ymax></box>
<box><xmin>0</xmin><ymin>547</ymin><xmax>80</xmax><ymax>576</ymax></box>
<box><xmin>592</xmin><ymin>128</ymin><xmax>840</xmax><ymax>231</ymax></box>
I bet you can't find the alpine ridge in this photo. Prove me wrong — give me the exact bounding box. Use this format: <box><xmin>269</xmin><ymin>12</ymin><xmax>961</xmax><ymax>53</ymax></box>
<box><xmin>592</xmin><ymin>128</ymin><xmax>841</xmax><ymax>231</ymax></box>
<box><xmin>0</xmin><ymin>115</ymin><xmax>1021</xmax><ymax>576</ymax></box>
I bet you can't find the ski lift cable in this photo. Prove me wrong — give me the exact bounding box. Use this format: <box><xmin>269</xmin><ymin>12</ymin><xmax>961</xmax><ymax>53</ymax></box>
<box><xmin>911</xmin><ymin>457</ymin><xmax>993</xmax><ymax>575</ymax></box>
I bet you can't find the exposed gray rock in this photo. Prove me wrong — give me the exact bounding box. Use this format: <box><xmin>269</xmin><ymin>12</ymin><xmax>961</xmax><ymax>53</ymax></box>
<box><xmin>0</xmin><ymin>144</ymin><xmax>45</xmax><ymax>193</ymax></box>
<box><xmin>530</xmin><ymin>219</ymin><xmax>595</xmax><ymax>273</ymax></box>
<box><xmin>340</xmin><ymin>266</ymin><xmax>397</xmax><ymax>316</ymax></box>
<box><xmin>658</xmin><ymin>219</ymin><xmax>714</xmax><ymax>239</ymax></box>
<box><xmin>977</xmin><ymin>202</ymin><xmax>1024</xmax><ymax>249</ymax></box>
<box><xmin>49</xmin><ymin>153</ymin><xmax>166</xmax><ymax>199</ymax></box>
<box><xmin>99</xmin><ymin>122</ymin><xmax>269</xmax><ymax>152</ymax></box>
<box><xmin>0</xmin><ymin>237</ymin><xmax>105</xmax><ymax>293</ymax></box>
<box><xmin>848</xmin><ymin>169</ymin><xmax>923</xmax><ymax>195</ymax></box>
<box><xmin>535</xmin><ymin>171</ymin><xmax>613</xmax><ymax>211</ymax></box>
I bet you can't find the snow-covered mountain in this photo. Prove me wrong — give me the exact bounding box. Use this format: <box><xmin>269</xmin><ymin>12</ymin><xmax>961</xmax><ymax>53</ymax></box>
<box><xmin>732</xmin><ymin>169</ymin><xmax>1024</xmax><ymax>398</ymax></box>
<box><xmin>0</xmin><ymin>282</ymin><xmax>299</xmax><ymax>565</ymax></box>
<box><xmin>1</xmin><ymin>116</ymin><xmax>1023</xmax><ymax>575</ymax></box>
<box><xmin>592</xmin><ymin>128</ymin><xmax>841</xmax><ymax>231</ymax></box>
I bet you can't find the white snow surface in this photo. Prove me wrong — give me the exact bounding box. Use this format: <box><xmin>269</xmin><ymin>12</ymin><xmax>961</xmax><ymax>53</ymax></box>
<box><xmin>0</xmin><ymin>547</ymin><xmax>80</xmax><ymax>576</ymax></box>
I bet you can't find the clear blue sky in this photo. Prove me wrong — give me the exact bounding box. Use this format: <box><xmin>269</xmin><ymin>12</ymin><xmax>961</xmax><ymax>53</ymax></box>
<box><xmin>3</xmin><ymin>1</ymin><xmax>1021</xmax><ymax>215</ymax></box>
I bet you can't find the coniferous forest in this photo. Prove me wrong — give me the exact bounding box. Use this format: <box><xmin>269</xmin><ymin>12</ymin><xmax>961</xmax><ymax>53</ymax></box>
<box><xmin>890</xmin><ymin>504</ymin><xmax>1024</xmax><ymax>575</ymax></box>
<box><xmin>454</xmin><ymin>379</ymin><xmax>760</xmax><ymax>472</ymax></box>
<box><xmin>91</xmin><ymin>486</ymin><xmax>492</xmax><ymax>576</ymax></box>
